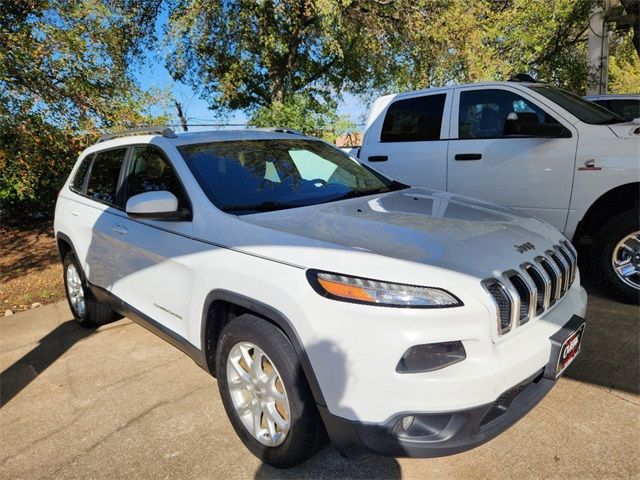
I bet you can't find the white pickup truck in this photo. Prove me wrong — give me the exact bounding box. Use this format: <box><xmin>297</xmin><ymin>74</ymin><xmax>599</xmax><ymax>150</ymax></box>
<box><xmin>358</xmin><ymin>81</ymin><xmax>640</xmax><ymax>303</ymax></box>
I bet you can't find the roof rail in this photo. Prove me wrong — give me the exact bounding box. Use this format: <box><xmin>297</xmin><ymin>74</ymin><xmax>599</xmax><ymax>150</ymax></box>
<box><xmin>254</xmin><ymin>127</ymin><xmax>305</xmax><ymax>136</ymax></box>
<box><xmin>508</xmin><ymin>73</ymin><xmax>539</xmax><ymax>83</ymax></box>
<box><xmin>98</xmin><ymin>126</ymin><xmax>177</xmax><ymax>143</ymax></box>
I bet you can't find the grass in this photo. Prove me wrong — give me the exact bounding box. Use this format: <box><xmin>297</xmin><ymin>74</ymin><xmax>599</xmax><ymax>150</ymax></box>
<box><xmin>0</xmin><ymin>221</ymin><xmax>66</xmax><ymax>315</ymax></box>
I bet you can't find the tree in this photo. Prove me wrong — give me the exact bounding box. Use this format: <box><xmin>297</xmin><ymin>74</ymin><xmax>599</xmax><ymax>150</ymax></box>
<box><xmin>165</xmin><ymin>1</ymin><xmax>449</xmax><ymax>116</ymax></box>
<box><xmin>249</xmin><ymin>94</ymin><xmax>355</xmax><ymax>142</ymax></box>
<box><xmin>0</xmin><ymin>0</ymin><xmax>166</xmax><ymax>221</ymax></box>
<box><xmin>166</xmin><ymin>0</ymin><xmax>639</xmax><ymax>119</ymax></box>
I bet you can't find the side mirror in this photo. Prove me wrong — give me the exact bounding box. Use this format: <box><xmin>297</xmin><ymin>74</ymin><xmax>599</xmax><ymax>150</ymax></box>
<box><xmin>126</xmin><ymin>191</ymin><xmax>181</xmax><ymax>219</ymax></box>
<box><xmin>506</xmin><ymin>112</ymin><xmax>519</xmax><ymax>121</ymax></box>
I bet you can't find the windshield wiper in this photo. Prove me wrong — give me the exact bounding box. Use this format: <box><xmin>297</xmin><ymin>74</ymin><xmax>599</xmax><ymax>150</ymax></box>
<box><xmin>222</xmin><ymin>200</ymin><xmax>301</xmax><ymax>213</ymax></box>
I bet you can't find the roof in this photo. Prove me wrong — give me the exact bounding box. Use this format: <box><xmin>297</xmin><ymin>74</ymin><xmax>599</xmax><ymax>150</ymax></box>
<box><xmin>85</xmin><ymin>127</ymin><xmax>312</xmax><ymax>155</ymax></box>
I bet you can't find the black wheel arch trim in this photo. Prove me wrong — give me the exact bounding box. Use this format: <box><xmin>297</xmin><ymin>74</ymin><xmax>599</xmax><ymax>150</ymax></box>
<box><xmin>200</xmin><ymin>289</ymin><xmax>327</xmax><ymax>407</ymax></box>
<box><xmin>55</xmin><ymin>231</ymin><xmax>76</xmax><ymax>261</ymax></box>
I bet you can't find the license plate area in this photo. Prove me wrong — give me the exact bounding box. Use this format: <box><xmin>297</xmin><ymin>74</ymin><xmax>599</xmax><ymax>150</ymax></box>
<box><xmin>544</xmin><ymin>315</ymin><xmax>586</xmax><ymax>379</ymax></box>
<box><xmin>555</xmin><ymin>323</ymin><xmax>585</xmax><ymax>377</ymax></box>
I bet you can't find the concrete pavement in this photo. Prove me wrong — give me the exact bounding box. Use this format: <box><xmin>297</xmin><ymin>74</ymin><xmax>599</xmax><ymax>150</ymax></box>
<box><xmin>1</xmin><ymin>290</ymin><xmax>638</xmax><ymax>479</ymax></box>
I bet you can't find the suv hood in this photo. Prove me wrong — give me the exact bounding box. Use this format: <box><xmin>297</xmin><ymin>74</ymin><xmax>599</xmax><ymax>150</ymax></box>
<box><xmin>239</xmin><ymin>188</ymin><xmax>565</xmax><ymax>278</ymax></box>
<box><xmin>607</xmin><ymin>120</ymin><xmax>640</xmax><ymax>138</ymax></box>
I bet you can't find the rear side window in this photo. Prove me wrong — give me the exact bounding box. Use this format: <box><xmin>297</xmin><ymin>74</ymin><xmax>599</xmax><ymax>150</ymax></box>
<box><xmin>86</xmin><ymin>148</ymin><xmax>127</xmax><ymax>206</ymax></box>
<box><xmin>124</xmin><ymin>147</ymin><xmax>189</xmax><ymax>211</ymax></box>
<box><xmin>381</xmin><ymin>94</ymin><xmax>446</xmax><ymax>142</ymax></box>
<box><xmin>459</xmin><ymin>89</ymin><xmax>567</xmax><ymax>139</ymax></box>
<box><xmin>70</xmin><ymin>155</ymin><xmax>93</xmax><ymax>193</ymax></box>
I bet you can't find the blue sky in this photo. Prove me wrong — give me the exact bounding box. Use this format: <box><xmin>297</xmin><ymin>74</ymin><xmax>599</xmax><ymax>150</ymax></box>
<box><xmin>134</xmin><ymin>11</ymin><xmax>368</xmax><ymax>131</ymax></box>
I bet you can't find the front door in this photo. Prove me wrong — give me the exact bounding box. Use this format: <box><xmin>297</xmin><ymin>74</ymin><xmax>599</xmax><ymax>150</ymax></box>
<box><xmin>109</xmin><ymin>145</ymin><xmax>195</xmax><ymax>337</ymax></box>
<box><xmin>446</xmin><ymin>86</ymin><xmax>578</xmax><ymax>231</ymax></box>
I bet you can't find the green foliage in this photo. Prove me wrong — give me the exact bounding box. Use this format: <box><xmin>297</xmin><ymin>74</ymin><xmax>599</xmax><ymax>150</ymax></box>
<box><xmin>249</xmin><ymin>94</ymin><xmax>355</xmax><ymax>142</ymax></box>
<box><xmin>609</xmin><ymin>30</ymin><xmax>640</xmax><ymax>93</ymax></box>
<box><xmin>0</xmin><ymin>0</ymin><xmax>166</xmax><ymax>222</ymax></box>
<box><xmin>166</xmin><ymin>0</ymin><xmax>638</xmax><ymax>112</ymax></box>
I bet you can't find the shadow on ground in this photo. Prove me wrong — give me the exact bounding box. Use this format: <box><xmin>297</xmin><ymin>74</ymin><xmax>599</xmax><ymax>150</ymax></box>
<box><xmin>565</xmin><ymin>249</ymin><xmax>640</xmax><ymax>394</ymax></box>
<box><xmin>0</xmin><ymin>319</ymin><xmax>95</xmax><ymax>407</ymax></box>
<box><xmin>254</xmin><ymin>447</ymin><xmax>401</xmax><ymax>480</ymax></box>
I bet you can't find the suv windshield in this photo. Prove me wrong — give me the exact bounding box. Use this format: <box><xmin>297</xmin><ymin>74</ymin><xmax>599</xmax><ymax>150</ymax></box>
<box><xmin>178</xmin><ymin>138</ymin><xmax>404</xmax><ymax>214</ymax></box>
<box><xmin>529</xmin><ymin>85</ymin><xmax>626</xmax><ymax>125</ymax></box>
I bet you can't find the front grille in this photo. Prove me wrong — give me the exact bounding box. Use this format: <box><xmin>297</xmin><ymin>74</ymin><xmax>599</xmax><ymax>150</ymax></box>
<box><xmin>483</xmin><ymin>242</ymin><xmax>578</xmax><ymax>336</ymax></box>
<box><xmin>485</xmin><ymin>281</ymin><xmax>512</xmax><ymax>334</ymax></box>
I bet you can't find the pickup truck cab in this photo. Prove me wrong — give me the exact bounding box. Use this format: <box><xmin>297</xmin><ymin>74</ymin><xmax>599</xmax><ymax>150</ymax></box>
<box><xmin>359</xmin><ymin>81</ymin><xmax>640</xmax><ymax>303</ymax></box>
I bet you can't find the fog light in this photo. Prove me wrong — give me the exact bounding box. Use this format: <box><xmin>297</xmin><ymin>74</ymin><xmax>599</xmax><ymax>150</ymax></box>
<box><xmin>402</xmin><ymin>416</ymin><xmax>415</xmax><ymax>431</ymax></box>
<box><xmin>396</xmin><ymin>341</ymin><xmax>466</xmax><ymax>373</ymax></box>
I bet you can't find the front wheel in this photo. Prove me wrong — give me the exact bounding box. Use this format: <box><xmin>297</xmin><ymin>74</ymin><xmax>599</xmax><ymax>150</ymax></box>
<box><xmin>216</xmin><ymin>314</ymin><xmax>326</xmax><ymax>468</ymax></box>
<box><xmin>591</xmin><ymin>209</ymin><xmax>640</xmax><ymax>304</ymax></box>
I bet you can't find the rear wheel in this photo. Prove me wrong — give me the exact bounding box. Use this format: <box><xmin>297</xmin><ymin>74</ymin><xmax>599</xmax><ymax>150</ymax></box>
<box><xmin>591</xmin><ymin>209</ymin><xmax>640</xmax><ymax>304</ymax></box>
<box><xmin>216</xmin><ymin>314</ymin><xmax>325</xmax><ymax>468</ymax></box>
<box><xmin>63</xmin><ymin>252</ymin><xmax>117</xmax><ymax>327</ymax></box>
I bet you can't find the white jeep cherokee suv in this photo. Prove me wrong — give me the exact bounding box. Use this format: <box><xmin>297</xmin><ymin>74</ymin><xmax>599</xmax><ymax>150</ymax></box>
<box><xmin>358</xmin><ymin>81</ymin><xmax>640</xmax><ymax>303</ymax></box>
<box><xmin>54</xmin><ymin>127</ymin><xmax>587</xmax><ymax>467</ymax></box>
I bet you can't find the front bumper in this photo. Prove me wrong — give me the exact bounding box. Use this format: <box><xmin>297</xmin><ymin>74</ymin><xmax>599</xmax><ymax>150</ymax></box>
<box><xmin>320</xmin><ymin>314</ymin><xmax>586</xmax><ymax>458</ymax></box>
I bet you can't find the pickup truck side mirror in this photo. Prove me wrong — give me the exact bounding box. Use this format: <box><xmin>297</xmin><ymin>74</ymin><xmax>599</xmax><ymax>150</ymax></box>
<box><xmin>126</xmin><ymin>191</ymin><xmax>188</xmax><ymax>220</ymax></box>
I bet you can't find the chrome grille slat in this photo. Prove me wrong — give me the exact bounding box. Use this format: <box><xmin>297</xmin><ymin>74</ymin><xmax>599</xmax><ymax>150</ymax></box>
<box><xmin>550</xmin><ymin>250</ymin><xmax>570</xmax><ymax>296</ymax></box>
<box><xmin>524</xmin><ymin>264</ymin><xmax>546</xmax><ymax>315</ymax></box>
<box><xmin>485</xmin><ymin>243</ymin><xmax>578</xmax><ymax>336</ymax></box>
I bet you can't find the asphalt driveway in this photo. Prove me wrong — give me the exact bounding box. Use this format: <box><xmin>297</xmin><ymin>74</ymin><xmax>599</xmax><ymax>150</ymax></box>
<box><xmin>1</xmin><ymin>285</ymin><xmax>638</xmax><ymax>479</ymax></box>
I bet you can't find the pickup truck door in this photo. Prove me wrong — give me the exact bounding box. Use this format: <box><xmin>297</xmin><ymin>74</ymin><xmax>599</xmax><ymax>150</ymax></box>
<box><xmin>446</xmin><ymin>86</ymin><xmax>578</xmax><ymax>231</ymax></box>
<box><xmin>361</xmin><ymin>91</ymin><xmax>451</xmax><ymax>191</ymax></box>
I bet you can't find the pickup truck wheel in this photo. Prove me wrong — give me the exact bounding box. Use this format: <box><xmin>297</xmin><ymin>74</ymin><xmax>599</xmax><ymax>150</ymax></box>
<box><xmin>63</xmin><ymin>252</ymin><xmax>117</xmax><ymax>327</ymax></box>
<box><xmin>216</xmin><ymin>314</ymin><xmax>325</xmax><ymax>468</ymax></box>
<box><xmin>591</xmin><ymin>209</ymin><xmax>640</xmax><ymax>304</ymax></box>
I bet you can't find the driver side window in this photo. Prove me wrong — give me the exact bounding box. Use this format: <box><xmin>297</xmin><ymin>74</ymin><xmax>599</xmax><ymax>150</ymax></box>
<box><xmin>124</xmin><ymin>147</ymin><xmax>189</xmax><ymax>211</ymax></box>
<box><xmin>459</xmin><ymin>89</ymin><xmax>568</xmax><ymax>139</ymax></box>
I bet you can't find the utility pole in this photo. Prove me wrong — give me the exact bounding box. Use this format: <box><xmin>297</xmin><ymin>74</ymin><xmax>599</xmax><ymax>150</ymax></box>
<box><xmin>587</xmin><ymin>0</ymin><xmax>639</xmax><ymax>95</ymax></box>
<box><xmin>175</xmin><ymin>101</ymin><xmax>189</xmax><ymax>132</ymax></box>
<box><xmin>587</xmin><ymin>0</ymin><xmax>610</xmax><ymax>96</ymax></box>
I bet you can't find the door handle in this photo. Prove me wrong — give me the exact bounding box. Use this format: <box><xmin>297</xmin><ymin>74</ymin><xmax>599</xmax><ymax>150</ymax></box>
<box><xmin>455</xmin><ymin>153</ymin><xmax>482</xmax><ymax>161</ymax></box>
<box><xmin>111</xmin><ymin>224</ymin><xmax>128</xmax><ymax>235</ymax></box>
<box><xmin>70</xmin><ymin>209</ymin><xmax>80</xmax><ymax>216</ymax></box>
<box><xmin>368</xmin><ymin>155</ymin><xmax>388</xmax><ymax>162</ymax></box>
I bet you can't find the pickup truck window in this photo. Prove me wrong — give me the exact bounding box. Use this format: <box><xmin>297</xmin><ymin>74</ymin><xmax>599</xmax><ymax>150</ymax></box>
<box><xmin>530</xmin><ymin>86</ymin><xmax>626</xmax><ymax>125</ymax></box>
<box><xmin>593</xmin><ymin>99</ymin><xmax>640</xmax><ymax>122</ymax></box>
<box><xmin>459</xmin><ymin>89</ymin><xmax>567</xmax><ymax>139</ymax></box>
<box><xmin>381</xmin><ymin>94</ymin><xmax>446</xmax><ymax>142</ymax></box>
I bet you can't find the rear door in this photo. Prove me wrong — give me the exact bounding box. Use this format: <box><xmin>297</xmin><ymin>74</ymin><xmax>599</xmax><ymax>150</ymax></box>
<box><xmin>80</xmin><ymin>147</ymin><xmax>129</xmax><ymax>288</ymax></box>
<box><xmin>362</xmin><ymin>91</ymin><xmax>451</xmax><ymax>190</ymax></box>
<box><xmin>446</xmin><ymin>86</ymin><xmax>578</xmax><ymax>230</ymax></box>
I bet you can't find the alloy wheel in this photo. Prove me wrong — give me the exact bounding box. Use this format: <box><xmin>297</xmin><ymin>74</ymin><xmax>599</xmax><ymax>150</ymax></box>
<box><xmin>226</xmin><ymin>342</ymin><xmax>291</xmax><ymax>446</ymax></box>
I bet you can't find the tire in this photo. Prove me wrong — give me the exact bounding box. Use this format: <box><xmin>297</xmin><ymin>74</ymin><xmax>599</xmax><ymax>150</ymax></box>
<box><xmin>591</xmin><ymin>209</ymin><xmax>640</xmax><ymax>304</ymax></box>
<box><xmin>216</xmin><ymin>314</ymin><xmax>326</xmax><ymax>468</ymax></box>
<box><xmin>63</xmin><ymin>252</ymin><xmax>117</xmax><ymax>327</ymax></box>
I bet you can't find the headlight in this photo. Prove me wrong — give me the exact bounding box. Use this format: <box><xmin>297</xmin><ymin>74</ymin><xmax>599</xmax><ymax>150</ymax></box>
<box><xmin>307</xmin><ymin>270</ymin><xmax>462</xmax><ymax>308</ymax></box>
